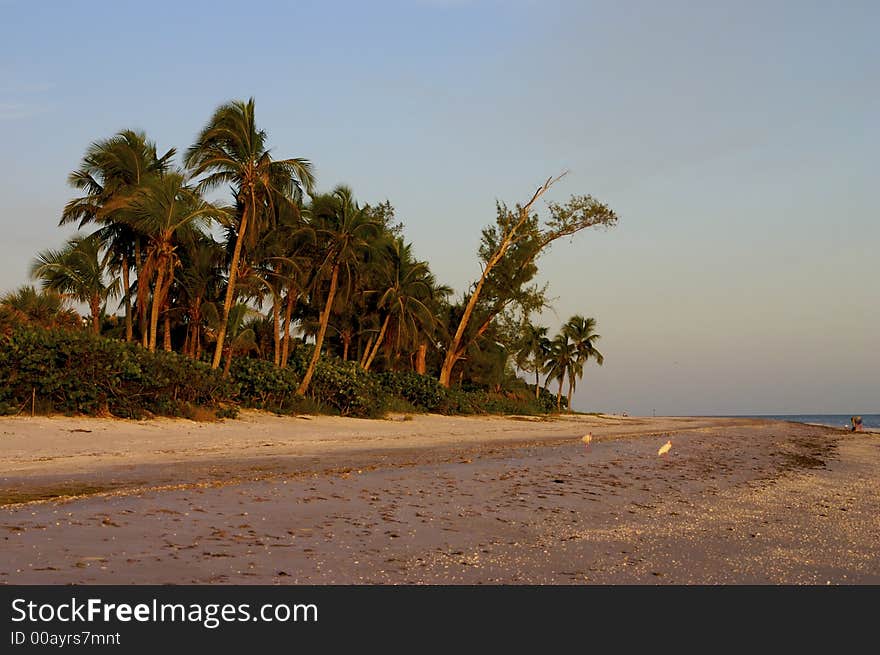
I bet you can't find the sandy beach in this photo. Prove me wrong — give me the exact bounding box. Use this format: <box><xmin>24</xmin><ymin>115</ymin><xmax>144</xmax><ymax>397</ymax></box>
<box><xmin>1</xmin><ymin>412</ymin><xmax>878</xmax><ymax>584</ymax></box>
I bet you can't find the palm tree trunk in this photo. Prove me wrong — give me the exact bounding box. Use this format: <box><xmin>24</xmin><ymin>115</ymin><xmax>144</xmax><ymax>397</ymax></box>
<box><xmin>183</xmin><ymin>322</ymin><xmax>191</xmax><ymax>358</ymax></box>
<box><xmin>415</xmin><ymin>343</ymin><xmax>427</xmax><ymax>375</ymax></box>
<box><xmin>187</xmin><ymin>305</ymin><xmax>201</xmax><ymax>359</ymax></box>
<box><xmin>359</xmin><ymin>335</ymin><xmax>374</xmax><ymax>368</ymax></box>
<box><xmin>363</xmin><ymin>314</ymin><xmax>391</xmax><ymax>372</ymax></box>
<box><xmin>296</xmin><ymin>264</ymin><xmax>338</xmax><ymax>395</ymax></box>
<box><xmin>535</xmin><ymin>370</ymin><xmax>540</xmax><ymax>399</ymax></box>
<box><xmin>90</xmin><ymin>295</ymin><xmax>101</xmax><ymax>335</ymax></box>
<box><xmin>135</xmin><ymin>241</ymin><xmax>148</xmax><ymax>348</ymax></box>
<box><xmin>212</xmin><ymin>205</ymin><xmax>250</xmax><ymax>369</ymax></box>
<box><xmin>281</xmin><ymin>290</ymin><xmax>297</xmax><ymax>368</ymax></box>
<box><xmin>122</xmin><ymin>255</ymin><xmax>132</xmax><ymax>342</ymax></box>
<box><xmin>195</xmin><ymin>323</ymin><xmax>203</xmax><ymax>360</ymax></box>
<box><xmin>567</xmin><ymin>378</ymin><xmax>573</xmax><ymax>413</ymax></box>
<box><xmin>556</xmin><ymin>378</ymin><xmax>563</xmax><ymax>411</ymax></box>
<box><xmin>342</xmin><ymin>333</ymin><xmax>350</xmax><ymax>361</ymax></box>
<box><xmin>272</xmin><ymin>294</ymin><xmax>281</xmax><ymax>367</ymax></box>
<box><xmin>148</xmin><ymin>266</ymin><xmax>165</xmax><ymax>352</ymax></box>
<box><xmin>163</xmin><ymin>313</ymin><xmax>172</xmax><ymax>352</ymax></box>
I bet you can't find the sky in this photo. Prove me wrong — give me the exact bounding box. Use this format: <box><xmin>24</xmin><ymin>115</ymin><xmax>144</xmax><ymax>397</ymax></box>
<box><xmin>1</xmin><ymin>0</ymin><xmax>877</xmax><ymax>415</ymax></box>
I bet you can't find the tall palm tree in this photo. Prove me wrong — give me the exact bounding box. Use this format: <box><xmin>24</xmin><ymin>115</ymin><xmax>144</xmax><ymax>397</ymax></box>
<box><xmin>185</xmin><ymin>98</ymin><xmax>314</xmax><ymax>370</ymax></box>
<box><xmin>236</xmin><ymin>209</ymin><xmax>311</xmax><ymax>367</ymax></box>
<box><xmin>544</xmin><ymin>333</ymin><xmax>575</xmax><ymax>412</ymax></box>
<box><xmin>562</xmin><ymin>315</ymin><xmax>604</xmax><ymax>411</ymax></box>
<box><xmin>363</xmin><ymin>238</ymin><xmax>437</xmax><ymax>372</ymax></box>
<box><xmin>515</xmin><ymin>322</ymin><xmax>550</xmax><ymax>398</ymax></box>
<box><xmin>31</xmin><ymin>234</ymin><xmax>118</xmax><ymax>334</ymax></box>
<box><xmin>173</xmin><ymin>233</ymin><xmax>225</xmax><ymax>359</ymax></box>
<box><xmin>123</xmin><ymin>171</ymin><xmax>220</xmax><ymax>351</ymax></box>
<box><xmin>297</xmin><ymin>186</ymin><xmax>380</xmax><ymax>394</ymax></box>
<box><xmin>60</xmin><ymin>129</ymin><xmax>174</xmax><ymax>342</ymax></box>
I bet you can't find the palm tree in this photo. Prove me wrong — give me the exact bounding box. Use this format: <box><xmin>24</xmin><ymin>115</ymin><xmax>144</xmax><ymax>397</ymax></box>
<box><xmin>123</xmin><ymin>171</ymin><xmax>220</xmax><ymax>352</ymax></box>
<box><xmin>515</xmin><ymin>322</ymin><xmax>550</xmax><ymax>398</ymax></box>
<box><xmin>544</xmin><ymin>332</ymin><xmax>576</xmax><ymax>412</ymax></box>
<box><xmin>562</xmin><ymin>315</ymin><xmax>604</xmax><ymax>411</ymax></box>
<box><xmin>363</xmin><ymin>238</ymin><xmax>437</xmax><ymax>372</ymax></box>
<box><xmin>204</xmin><ymin>303</ymin><xmax>260</xmax><ymax>375</ymax></box>
<box><xmin>60</xmin><ymin>129</ymin><xmax>174</xmax><ymax>342</ymax></box>
<box><xmin>185</xmin><ymin>98</ymin><xmax>315</xmax><ymax>370</ymax></box>
<box><xmin>409</xmin><ymin>276</ymin><xmax>453</xmax><ymax>375</ymax></box>
<box><xmin>175</xmin><ymin>234</ymin><xmax>225</xmax><ymax>359</ymax></box>
<box><xmin>236</xmin><ymin>209</ymin><xmax>312</xmax><ymax>367</ymax></box>
<box><xmin>31</xmin><ymin>234</ymin><xmax>118</xmax><ymax>334</ymax></box>
<box><xmin>0</xmin><ymin>285</ymin><xmax>81</xmax><ymax>332</ymax></box>
<box><xmin>297</xmin><ymin>186</ymin><xmax>380</xmax><ymax>394</ymax></box>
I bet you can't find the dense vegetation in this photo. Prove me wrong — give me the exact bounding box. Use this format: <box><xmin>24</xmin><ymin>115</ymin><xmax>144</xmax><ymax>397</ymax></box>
<box><xmin>0</xmin><ymin>327</ymin><xmax>557</xmax><ymax>419</ymax></box>
<box><xmin>0</xmin><ymin>98</ymin><xmax>618</xmax><ymax>419</ymax></box>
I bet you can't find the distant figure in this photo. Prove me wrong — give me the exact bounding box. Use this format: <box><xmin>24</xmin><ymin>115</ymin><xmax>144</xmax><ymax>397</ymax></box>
<box><xmin>851</xmin><ymin>416</ymin><xmax>863</xmax><ymax>432</ymax></box>
<box><xmin>581</xmin><ymin>433</ymin><xmax>593</xmax><ymax>448</ymax></box>
<box><xmin>658</xmin><ymin>440</ymin><xmax>672</xmax><ymax>457</ymax></box>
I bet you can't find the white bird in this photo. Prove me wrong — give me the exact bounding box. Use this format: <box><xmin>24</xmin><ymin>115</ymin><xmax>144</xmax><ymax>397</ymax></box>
<box><xmin>581</xmin><ymin>432</ymin><xmax>593</xmax><ymax>447</ymax></box>
<box><xmin>658</xmin><ymin>440</ymin><xmax>672</xmax><ymax>457</ymax></box>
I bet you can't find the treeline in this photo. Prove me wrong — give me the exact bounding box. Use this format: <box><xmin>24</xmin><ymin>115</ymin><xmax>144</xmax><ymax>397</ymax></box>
<box><xmin>0</xmin><ymin>98</ymin><xmax>618</xmax><ymax>417</ymax></box>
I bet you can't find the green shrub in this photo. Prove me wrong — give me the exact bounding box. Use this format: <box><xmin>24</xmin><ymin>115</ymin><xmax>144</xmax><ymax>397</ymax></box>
<box><xmin>435</xmin><ymin>386</ymin><xmax>478</xmax><ymax>415</ymax></box>
<box><xmin>0</xmin><ymin>327</ymin><xmax>235</xmax><ymax>418</ymax></box>
<box><xmin>230</xmin><ymin>354</ymin><xmax>387</xmax><ymax>418</ymax></box>
<box><xmin>230</xmin><ymin>358</ymin><xmax>299</xmax><ymax>412</ymax></box>
<box><xmin>376</xmin><ymin>371</ymin><xmax>445</xmax><ymax>412</ymax></box>
<box><xmin>310</xmin><ymin>359</ymin><xmax>388</xmax><ymax>418</ymax></box>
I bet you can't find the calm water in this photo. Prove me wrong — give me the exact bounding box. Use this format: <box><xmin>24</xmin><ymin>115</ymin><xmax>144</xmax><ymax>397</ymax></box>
<box><xmin>734</xmin><ymin>414</ymin><xmax>880</xmax><ymax>430</ymax></box>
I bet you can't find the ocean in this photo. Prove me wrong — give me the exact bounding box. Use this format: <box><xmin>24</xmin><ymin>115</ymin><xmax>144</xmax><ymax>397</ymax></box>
<box><xmin>735</xmin><ymin>414</ymin><xmax>880</xmax><ymax>431</ymax></box>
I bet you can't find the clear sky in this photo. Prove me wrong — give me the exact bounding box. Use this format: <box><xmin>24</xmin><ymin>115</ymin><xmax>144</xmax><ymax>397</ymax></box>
<box><xmin>1</xmin><ymin>0</ymin><xmax>877</xmax><ymax>415</ymax></box>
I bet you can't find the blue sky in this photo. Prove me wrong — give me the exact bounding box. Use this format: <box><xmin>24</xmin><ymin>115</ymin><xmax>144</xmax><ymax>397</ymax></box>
<box><xmin>1</xmin><ymin>0</ymin><xmax>877</xmax><ymax>414</ymax></box>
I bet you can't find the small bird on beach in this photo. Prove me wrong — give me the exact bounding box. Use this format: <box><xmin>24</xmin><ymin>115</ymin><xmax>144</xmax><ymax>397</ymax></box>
<box><xmin>658</xmin><ymin>440</ymin><xmax>672</xmax><ymax>457</ymax></box>
<box><xmin>581</xmin><ymin>432</ymin><xmax>593</xmax><ymax>447</ymax></box>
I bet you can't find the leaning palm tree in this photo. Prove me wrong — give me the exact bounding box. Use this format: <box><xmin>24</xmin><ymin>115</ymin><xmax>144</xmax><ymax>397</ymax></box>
<box><xmin>123</xmin><ymin>171</ymin><xmax>221</xmax><ymax>352</ymax></box>
<box><xmin>562</xmin><ymin>315</ymin><xmax>604</xmax><ymax>411</ymax></box>
<box><xmin>297</xmin><ymin>186</ymin><xmax>380</xmax><ymax>394</ymax></box>
<box><xmin>185</xmin><ymin>98</ymin><xmax>315</xmax><ymax>370</ymax></box>
<box><xmin>61</xmin><ymin>129</ymin><xmax>174</xmax><ymax>342</ymax></box>
<box><xmin>31</xmin><ymin>234</ymin><xmax>118</xmax><ymax>334</ymax></box>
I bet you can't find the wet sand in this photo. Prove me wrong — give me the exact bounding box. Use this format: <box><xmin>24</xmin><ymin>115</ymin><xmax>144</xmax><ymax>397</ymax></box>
<box><xmin>1</xmin><ymin>414</ymin><xmax>878</xmax><ymax>584</ymax></box>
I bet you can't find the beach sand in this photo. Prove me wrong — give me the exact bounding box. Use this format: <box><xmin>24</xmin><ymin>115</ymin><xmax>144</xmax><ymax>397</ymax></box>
<box><xmin>1</xmin><ymin>412</ymin><xmax>878</xmax><ymax>584</ymax></box>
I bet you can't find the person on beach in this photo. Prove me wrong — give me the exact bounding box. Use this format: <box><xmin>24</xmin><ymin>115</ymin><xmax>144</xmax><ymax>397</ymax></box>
<box><xmin>851</xmin><ymin>416</ymin><xmax>863</xmax><ymax>432</ymax></box>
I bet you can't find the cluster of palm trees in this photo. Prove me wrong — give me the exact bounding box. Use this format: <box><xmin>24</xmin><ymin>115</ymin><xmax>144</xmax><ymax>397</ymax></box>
<box><xmin>9</xmin><ymin>97</ymin><xmax>607</xmax><ymax>408</ymax></box>
<box><xmin>515</xmin><ymin>315</ymin><xmax>603</xmax><ymax>411</ymax></box>
<box><xmin>23</xmin><ymin>99</ymin><xmax>450</xmax><ymax>394</ymax></box>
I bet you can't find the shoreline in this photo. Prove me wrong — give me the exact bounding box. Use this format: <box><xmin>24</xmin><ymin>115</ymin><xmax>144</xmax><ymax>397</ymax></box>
<box><xmin>2</xmin><ymin>413</ymin><xmax>878</xmax><ymax>584</ymax></box>
<box><xmin>2</xmin><ymin>412</ymin><xmax>768</xmax><ymax>504</ymax></box>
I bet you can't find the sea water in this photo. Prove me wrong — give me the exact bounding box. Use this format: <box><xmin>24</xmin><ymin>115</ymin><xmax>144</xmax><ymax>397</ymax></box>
<box><xmin>739</xmin><ymin>414</ymin><xmax>880</xmax><ymax>431</ymax></box>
